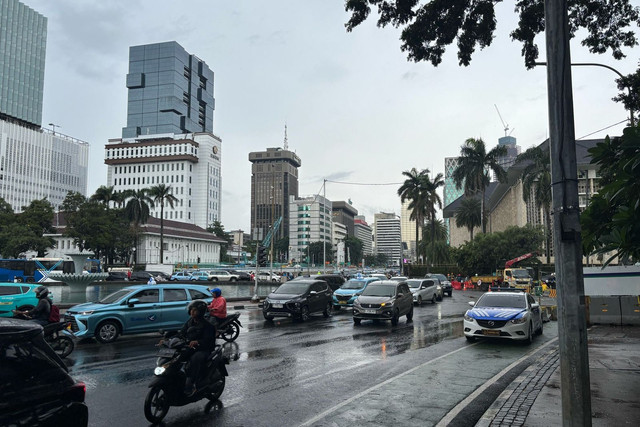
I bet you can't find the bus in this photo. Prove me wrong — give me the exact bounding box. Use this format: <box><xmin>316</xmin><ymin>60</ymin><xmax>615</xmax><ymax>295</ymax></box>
<box><xmin>0</xmin><ymin>258</ymin><xmax>101</xmax><ymax>283</ymax></box>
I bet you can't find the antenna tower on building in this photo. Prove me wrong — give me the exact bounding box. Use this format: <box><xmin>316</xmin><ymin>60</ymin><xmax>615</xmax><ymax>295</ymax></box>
<box><xmin>283</xmin><ymin>124</ymin><xmax>288</xmax><ymax>151</ymax></box>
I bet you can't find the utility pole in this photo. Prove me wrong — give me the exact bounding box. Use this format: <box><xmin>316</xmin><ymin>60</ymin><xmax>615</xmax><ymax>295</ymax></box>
<box><xmin>543</xmin><ymin>1</ymin><xmax>592</xmax><ymax>425</ymax></box>
<box><xmin>270</xmin><ymin>165</ymin><xmax>275</xmax><ymax>278</ymax></box>
<box><xmin>323</xmin><ymin>179</ymin><xmax>327</xmax><ymax>273</ymax></box>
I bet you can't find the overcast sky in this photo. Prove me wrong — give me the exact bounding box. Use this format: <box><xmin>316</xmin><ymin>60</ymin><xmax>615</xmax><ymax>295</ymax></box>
<box><xmin>27</xmin><ymin>0</ymin><xmax>639</xmax><ymax>231</ymax></box>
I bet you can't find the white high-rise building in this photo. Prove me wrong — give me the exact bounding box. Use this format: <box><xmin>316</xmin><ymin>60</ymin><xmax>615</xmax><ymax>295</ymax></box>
<box><xmin>354</xmin><ymin>216</ymin><xmax>373</xmax><ymax>257</ymax></box>
<box><xmin>288</xmin><ymin>194</ymin><xmax>332</xmax><ymax>264</ymax></box>
<box><xmin>400</xmin><ymin>199</ymin><xmax>418</xmax><ymax>260</ymax></box>
<box><xmin>373</xmin><ymin>212</ymin><xmax>402</xmax><ymax>266</ymax></box>
<box><xmin>105</xmin><ymin>132</ymin><xmax>221</xmax><ymax>229</ymax></box>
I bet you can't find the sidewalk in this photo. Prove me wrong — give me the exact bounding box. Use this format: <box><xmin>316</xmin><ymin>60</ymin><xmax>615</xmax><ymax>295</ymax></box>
<box><xmin>476</xmin><ymin>324</ymin><xmax>640</xmax><ymax>426</ymax></box>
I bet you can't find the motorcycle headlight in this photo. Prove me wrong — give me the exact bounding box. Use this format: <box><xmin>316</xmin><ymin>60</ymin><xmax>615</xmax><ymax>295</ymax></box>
<box><xmin>154</xmin><ymin>366</ymin><xmax>166</xmax><ymax>375</ymax></box>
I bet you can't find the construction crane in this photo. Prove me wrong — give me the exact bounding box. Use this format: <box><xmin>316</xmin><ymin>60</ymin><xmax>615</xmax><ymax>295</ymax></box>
<box><xmin>494</xmin><ymin>104</ymin><xmax>514</xmax><ymax>137</ymax></box>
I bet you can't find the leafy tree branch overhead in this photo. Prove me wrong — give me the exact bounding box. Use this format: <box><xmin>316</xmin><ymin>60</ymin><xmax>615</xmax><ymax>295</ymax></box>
<box><xmin>344</xmin><ymin>0</ymin><xmax>640</xmax><ymax>68</ymax></box>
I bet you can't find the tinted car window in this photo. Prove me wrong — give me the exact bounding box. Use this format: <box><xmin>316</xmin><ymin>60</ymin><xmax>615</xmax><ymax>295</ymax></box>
<box><xmin>163</xmin><ymin>289</ymin><xmax>187</xmax><ymax>302</ymax></box>
<box><xmin>131</xmin><ymin>288</ymin><xmax>159</xmax><ymax>303</ymax></box>
<box><xmin>0</xmin><ymin>286</ymin><xmax>21</xmax><ymax>296</ymax></box>
<box><xmin>189</xmin><ymin>289</ymin><xmax>210</xmax><ymax>300</ymax></box>
<box><xmin>274</xmin><ymin>282</ymin><xmax>311</xmax><ymax>294</ymax></box>
<box><xmin>361</xmin><ymin>284</ymin><xmax>396</xmax><ymax>297</ymax></box>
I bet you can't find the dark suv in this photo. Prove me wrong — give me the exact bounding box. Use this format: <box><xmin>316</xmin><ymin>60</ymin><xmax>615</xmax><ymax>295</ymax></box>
<box><xmin>426</xmin><ymin>273</ymin><xmax>453</xmax><ymax>297</ymax></box>
<box><xmin>291</xmin><ymin>274</ymin><xmax>345</xmax><ymax>291</ymax></box>
<box><xmin>0</xmin><ymin>318</ymin><xmax>88</xmax><ymax>426</ymax></box>
<box><xmin>263</xmin><ymin>279</ymin><xmax>333</xmax><ymax>321</ymax></box>
<box><xmin>352</xmin><ymin>280</ymin><xmax>414</xmax><ymax>326</ymax></box>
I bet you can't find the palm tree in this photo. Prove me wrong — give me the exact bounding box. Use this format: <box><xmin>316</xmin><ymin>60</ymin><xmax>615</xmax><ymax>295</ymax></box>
<box><xmin>90</xmin><ymin>185</ymin><xmax>115</xmax><ymax>208</ymax></box>
<box><xmin>398</xmin><ymin>168</ymin><xmax>429</xmax><ymax>262</ymax></box>
<box><xmin>455</xmin><ymin>197</ymin><xmax>482</xmax><ymax>241</ymax></box>
<box><xmin>515</xmin><ymin>146</ymin><xmax>552</xmax><ymax>264</ymax></box>
<box><xmin>423</xmin><ymin>172</ymin><xmax>444</xmax><ymax>259</ymax></box>
<box><xmin>451</xmin><ymin>138</ymin><xmax>508</xmax><ymax>234</ymax></box>
<box><xmin>148</xmin><ymin>184</ymin><xmax>178</xmax><ymax>263</ymax></box>
<box><xmin>124</xmin><ymin>189</ymin><xmax>154</xmax><ymax>265</ymax></box>
<box><xmin>113</xmin><ymin>189</ymin><xmax>134</xmax><ymax>209</ymax></box>
<box><xmin>420</xmin><ymin>218</ymin><xmax>450</xmax><ymax>265</ymax></box>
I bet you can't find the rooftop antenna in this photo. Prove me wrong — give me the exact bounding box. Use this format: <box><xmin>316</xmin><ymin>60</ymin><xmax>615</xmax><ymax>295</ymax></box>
<box><xmin>283</xmin><ymin>123</ymin><xmax>288</xmax><ymax>151</ymax></box>
<box><xmin>494</xmin><ymin>104</ymin><xmax>510</xmax><ymax>137</ymax></box>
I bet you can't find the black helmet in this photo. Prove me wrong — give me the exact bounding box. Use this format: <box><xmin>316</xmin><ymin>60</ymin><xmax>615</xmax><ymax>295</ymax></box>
<box><xmin>187</xmin><ymin>300</ymin><xmax>207</xmax><ymax>318</ymax></box>
<box><xmin>34</xmin><ymin>286</ymin><xmax>49</xmax><ymax>299</ymax></box>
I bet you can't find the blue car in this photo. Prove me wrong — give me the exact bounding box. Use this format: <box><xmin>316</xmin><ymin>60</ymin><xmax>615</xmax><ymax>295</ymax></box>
<box><xmin>64</xmin><ymin>284</ymin><xmax>213</xmax><ymax>343</ymax></box>
<box><xmin>332</xmin><ymin>277</ymin><xmax>380</xmax><ymax>310</ymax></box>
<box><xmin>0</xmin><ymin>283</ymin><xmax>40</xmax><ymax>317</ymax></box>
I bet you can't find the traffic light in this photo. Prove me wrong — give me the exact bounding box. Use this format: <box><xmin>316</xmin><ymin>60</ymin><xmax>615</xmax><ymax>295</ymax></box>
<box><xmin>258</xmin><ymin>245</ymin><xmax>267</xmax><ymax>267</ymax></box>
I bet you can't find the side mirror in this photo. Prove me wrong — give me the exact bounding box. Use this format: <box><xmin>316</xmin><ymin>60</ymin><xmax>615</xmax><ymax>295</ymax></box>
<box><xmin>531</xmin><ymin>303</ymin><xmax>540</xmax><ymax>309</ymax></box>
<box><xmin>128</xmin><ymin>298</ymin><xmax>140</xmax><ymax>307</ymax></box>
<box><xmin>468</xmin><ymin>301</ymin><xmax>476</xmax><ymax>307</ymax></box>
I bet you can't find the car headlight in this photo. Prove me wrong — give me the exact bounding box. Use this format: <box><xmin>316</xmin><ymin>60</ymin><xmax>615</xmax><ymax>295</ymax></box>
<box><xmin>511</xmin><ymin>315</ymin><xmax>528</xmax><ymax>324</ymax></box>
<box><xmin>78</xmin><ymin>310</ymin><xmax>94</xmax><ymax>315</ymax></box>
<box><xmin>464</xmin><ymin>314</ymin><xmax>475</xmax><ymax>322</ymax></box>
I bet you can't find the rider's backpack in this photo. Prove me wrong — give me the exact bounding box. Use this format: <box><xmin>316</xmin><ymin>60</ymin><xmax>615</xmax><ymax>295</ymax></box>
<box><xmin>48</xmin><ymin>302</ymin><xmax>60</xmax><ymax>323</ymax></box>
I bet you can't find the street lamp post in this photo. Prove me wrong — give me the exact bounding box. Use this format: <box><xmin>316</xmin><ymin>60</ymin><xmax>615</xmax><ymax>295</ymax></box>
<box><xmin>535</xmin><ymin>61</ymin><xmax>635</xmax><ymax>126</ymax></box>
<box><xmin>48</xmin><ymin>123</ymin><xmax>60</xmax><ymax>135</ymax></box>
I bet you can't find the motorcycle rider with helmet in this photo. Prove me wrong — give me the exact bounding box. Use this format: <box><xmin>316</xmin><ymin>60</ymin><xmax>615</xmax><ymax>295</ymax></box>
<box><xmin>176</xmin><ymin>300</ymin><xmax>216</xmax><ymax>396</ymax></box>
<box><xmin>207</xmin><ymin>288</ymin><xmax>227</xmax><ymax>330</ymax></box>
<box><xmin>13</xmin><ymin>286</ymin><xmax>51</xmax><ymax>326</ymax></box>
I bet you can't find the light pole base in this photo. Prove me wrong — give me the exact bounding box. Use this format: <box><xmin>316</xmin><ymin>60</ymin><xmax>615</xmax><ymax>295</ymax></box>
<box><xmin>251</xmin><ymin>295</ymin><xmax>260</xmax><ymax>302</ymax></box>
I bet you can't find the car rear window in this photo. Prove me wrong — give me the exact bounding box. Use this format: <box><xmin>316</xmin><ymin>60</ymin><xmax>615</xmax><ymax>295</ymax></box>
<box><xmin>163</xmin><ymin>289</ymin><xmax>187</xmax><ymax>302</ymax></box>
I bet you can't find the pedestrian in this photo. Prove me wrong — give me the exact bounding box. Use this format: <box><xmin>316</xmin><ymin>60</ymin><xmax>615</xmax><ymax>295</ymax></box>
<box><xmin>147</xmin><ymin>276</ymin><xmax>157</xmax><ymax>285</ymax></box>
<box><xmin>127</xmin><ymin>269</ymin><xmax>132</xmax><ymax>281</ymax></box>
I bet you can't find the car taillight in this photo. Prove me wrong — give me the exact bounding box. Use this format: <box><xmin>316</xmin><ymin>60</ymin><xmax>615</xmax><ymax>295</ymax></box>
<box><xmin>64</xmin><ymin>382</ymin><xmax>86</xmax><ymax>402</ymax></box>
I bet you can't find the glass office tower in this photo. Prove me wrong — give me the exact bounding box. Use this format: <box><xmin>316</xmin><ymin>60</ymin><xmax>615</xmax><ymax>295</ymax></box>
<box><xmin>0</xmin><ymin>0</ymin><xmax>47</xmax><ymax>127</ymax></box>
<box><xmin>122</xmin><ymin>41</ymin><xmax>215</xmax><ymax>138</ymax></box>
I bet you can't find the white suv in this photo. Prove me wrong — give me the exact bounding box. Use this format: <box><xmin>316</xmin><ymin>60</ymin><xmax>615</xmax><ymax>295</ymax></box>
<box><xmin>208</xmin><ymin>269</ymin><xmax>239</xmax><ymax>282</ymax></box>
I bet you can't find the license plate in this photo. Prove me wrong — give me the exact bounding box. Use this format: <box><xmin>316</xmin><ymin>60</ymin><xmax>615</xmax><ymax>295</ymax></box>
<box><xmin>363</xmin><ymin>309</ymin><xmax>377</xmax><ymax>314</ymax></box>
<box><xmin>272</xmin><ymin>303</ymin><xmax>283</xmax><ymax>308</ymax></box>
<box><xmin>157</xmin><ymin>348</ymin><xmax>175</xmax><ymax>356</ymax></box>
<box><xmin>339</xmin><ymin>301</ymin><xmax>346</xmax><ymax>304</ymax></box>
<box><xmin>482</xmin><ymin>329</ymin><xmax>500</xmax><ymax>336</ymax></box>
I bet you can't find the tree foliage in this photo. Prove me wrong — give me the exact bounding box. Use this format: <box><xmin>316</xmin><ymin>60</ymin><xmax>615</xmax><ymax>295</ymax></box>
<box><xmin>613</xmin><ymin>60</ymin><xmax>640</xmax><ymax>119</ymax></box>
<box><xmin>453</xmin><ymin>225</ymin><xmax>543</xmax><ymax>274</ymax></box>
<box><xmin>343</xmin><ymin>235</ymin><xmax>364</xmax><ymax>266</ymax></box>
<box><xmin>0</xmin><ymin>198</ymin><xmax>56</xmax><ymax>257</ymax></box>
<box><xmin>581</xmin><ymin>125</ymin><xmax>640</xmax><ymax>264</ymax></box>
<box><xmin>455</xmin><ymin>196</ymin><xmax>482</xmax><ymax>241</ymax></box>
<box><xmin>306</xmin><ymin>241</ymin><xmax>335</xmax><ymax>264</ymax></box>
<box><xmin>344</xmin><ymin>0</ymin><xmax>640</xmax><ymax>68</ymax></box>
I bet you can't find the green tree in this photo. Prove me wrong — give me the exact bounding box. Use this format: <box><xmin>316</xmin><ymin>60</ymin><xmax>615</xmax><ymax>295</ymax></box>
<box><xmin>613</xmin><ymin>62</ymin><xmax>640</xmax><ymax>119</ymax></box>
<box><xmin>420</xmin><ymin>219</ymin><xmax>450</xmax><ymax>265</ymax></box>
<box><xmin>581</xmin><ymin>125</ymin><xmax>640</xmax><ymax>264</ymax></box>
<box><xmin>398</xmin><ymin>168</ymin><xmax>430</xmax><ymax>260</ymax></box>
<box><xmin>306</xmin><ymin>241</ymin><xmax>334</xmax><ymax>265</ymax></box>
<box><xmin>113</xmin><ymin>189</ymin><xmax>133</xmax><ymax>209</ymax></box>
<box><xmin>14</xmin><ymin>199</ymin><xmax>56</xmax><ymax>256</ymax></box>
<box><xmin>90</xmin><ymin>185</ymin><xmax>115</xmax><ymax>208</ymax></box>
<box><xmin>455</xmin><ymin>196</ymin><xmax>482</xmax><ymax>241</ymax></box>
<box><xmin>124</xmin><ymin>189</ymin><xmax>154</xmax><ymax>264</ymax></box>
<box><xmin>343</xmin><ymin>236</ymin><xmax>363</xmax><ymax>267</ymax></box>
<box><xmin>344</xmin><ymin>1</ymin><xmax>640</xmax><ymax>68</ymax></box>
<box><xmin>452</xmin><ymin>138</ymin><xmax>507</xmax><ymax>234</ymax></box>
<box><xmin>515</xmin><ymin>146</ymin><xmax>552</xmax><ymax>264</ymax></box>
<box><xmin>273</xmin><ymin>237</ymin><xmax>290</xmax><ymax>263</ymax></box>
<box><xmin>207</xmin><ymin>221</ymin><xmax>233</xmax><ymax>263</ymax></box>
<box><xmin>148</xmin><ymin>184</ymin><xmax>178</xmax><ymax>263</ymax></box>
<box><xmin>61</xmin><ymin>191</ymin><xmax>86</xmax><ymax>213</ymax></box>
<box><xmin>423</xmin><ymin>171</ymin><xmax>444</xmax><ymax>261</ymax></box>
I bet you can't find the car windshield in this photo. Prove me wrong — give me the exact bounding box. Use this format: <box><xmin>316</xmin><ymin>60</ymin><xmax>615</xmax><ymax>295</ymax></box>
<box><xmin>432</xmin><ymin>274</ymin><xmax>447</xmax><ymax>281</ymax></box>
<box><xmin>406</xmin><ymin>280</ymin><xmax>423</xmax><ymax>289</ymax></box>
<box><xmin>98</xmin><ymin>289</ymin><xmax>132</xmax><ymax>304</ymax></box>
<box><xmin>341</xmin><ymin>280</ymin><xmax>367</xmax><ymax>290</ymax></box>
<box><xmin>512</xmin><ymin>269</ymin><xmax>530</xmax><ymax>278</ymax></box>
<box><xmin>273</xmin><ymin>282</ymin><xmax>310</xmax><ymax>294</ymax></box>
<box><xmin>475</xmin><ymin>294</ymin><xmax>526</xmax><ymax>309</ymax></box>
<box><xmin>361</xmin><ymin>284</ymin><xmax>396</xmax><ymax>297</ymax></box>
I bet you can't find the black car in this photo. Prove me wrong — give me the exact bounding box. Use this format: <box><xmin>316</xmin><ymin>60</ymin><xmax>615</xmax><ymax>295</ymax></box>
<box><xmin>146</xmin><ymin>271</ymin><xmax>171</xmax><ymax>281</ymax></box>
<box><xmin>426</xmin><ymin>273</ymin><xmax>453</xmax><ymax>297</ymax></box>
<box><xmin>129</xmin><ymin>271</ymin><xmax>153</xmax><ymax>282</ymax></box>
<box><xmin>105</xmin><ymin>271</ymin><xmax>128</xmax><ymax>281</ymax></box>
<box><xmin>0</xmin><ymin>318</ymin><xmax>88</xmax><ymax>426</ymax></box>
<box><xmin>226</xmin><ymin>269</ymin><xmax>251</xmax><ymax>281</ymax></box>
<box><xmin>291</xmin><ymin>274</ymin><xmax>345</xmax><ymax>292</ymax></box>
<box><xmin>352</xmin><ymin>280</ymin><xmax>414</xmax><ymax>326</ymax></box>
<box><xmin>263</xmin><ymin>279</ymin><xmax>333</xmax><ymax>321</ymax></box>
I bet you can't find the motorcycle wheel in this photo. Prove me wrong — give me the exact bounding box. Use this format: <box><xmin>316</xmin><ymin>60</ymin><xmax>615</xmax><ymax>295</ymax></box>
<box><xmin>50</xmin><ymin>336</ymin><xmax>74</xmax><ymax>358</ymax></box>
<box><xmin>220</xmin><ymin>323</ymin><xmax>240</xmax><ymax>342</ymax></box>
<box><xmin>144</xmin><ymin>386</ymin><xmax>170</xmax><ymax>424</ymax></box>
<box><xmin>206</xmin><ymin>376</ymin><xmax>226</xmax><ymax>401</ymax></box>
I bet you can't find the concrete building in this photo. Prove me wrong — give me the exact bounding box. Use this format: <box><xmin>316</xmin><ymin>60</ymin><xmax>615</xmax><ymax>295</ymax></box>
<box><xmin>105</xmin><ymin>132</ymin><xmax>222</xmax><ymax>228</ymax></box>
<box><xmin>400</xmin><ymin>199</ymin><xmax>418</xmax><ymax>261</ymax></box>
<box><xmin>373</xmin><ymin>212</ymin><xmax>402</xmax><ymax>266</ymax></box>
<box><xmin>288</xmin><ymin>194</ymin><xmax>332</xmax><ymax>265</ymax></box>
<box><xmin>249</xmin><ymin>146</ymin><xmax>301</xmax><ymax>242</ymax></box>
<box><xmin>0</xmin><ymin>0</ymin><xmax>89</xmax><ymax>212</ymax></box>
<box><xmin>354</xmin><ymin>216</ymin><xmax>373</xmax><ymax>257</ymax></box>
<box><xmin>332</xmin><ymin>222</ymin><xmax>347</xmax><ymax>265</ymax></box>
<box><xmin>331</xmin><ymin>200</ymin><xmax>358</xmax><ymax>237</ymax></box>
<box><xmin>122</xmin><ymin>41</ymin><xmax>215</xmax><ymax>139</ymax></box>
<box><xmin>0</xmin><ymin>0</ymin><xmax>47</xmax><ymax>128</ymax></box>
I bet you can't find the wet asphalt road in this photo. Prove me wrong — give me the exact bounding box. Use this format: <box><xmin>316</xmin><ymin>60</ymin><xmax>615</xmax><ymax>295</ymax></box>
<box><xmin>64</xmin><ymin>290</ymin><xmax>558</xmax><ymax>426</ymax></box>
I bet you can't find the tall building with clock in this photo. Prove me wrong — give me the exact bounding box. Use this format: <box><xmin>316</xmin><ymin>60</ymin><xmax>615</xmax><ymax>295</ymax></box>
<box><xmin>104</xmin><ymin>41</ymin><xmax>221</xmax><ymax>229</ymax></box>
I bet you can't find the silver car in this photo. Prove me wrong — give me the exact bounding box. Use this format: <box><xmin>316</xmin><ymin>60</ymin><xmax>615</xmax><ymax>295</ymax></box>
<box><xmin>407</xmin><ymin>278</ymin><xmax>439</xmax><ymax>305</ymax></box>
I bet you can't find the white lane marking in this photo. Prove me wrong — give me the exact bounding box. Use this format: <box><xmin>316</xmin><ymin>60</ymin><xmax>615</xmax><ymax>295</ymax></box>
<box><xmin>435</xmin><ymin>336</ymin><xmax>559</xmax><ymax>427</ymax></box>
<box><xmin>300</xmin><ymin>342</ymin><xmax>479</xmax><ymax>426</ymax></box>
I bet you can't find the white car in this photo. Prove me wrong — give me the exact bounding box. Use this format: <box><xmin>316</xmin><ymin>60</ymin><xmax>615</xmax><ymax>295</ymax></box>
<box><xmin>207</xmin><ymin>269</ymin><xmax>239</xmax><ymax>282</ymax></box>
<box><xmin>463</xmin><ymin>291</ymin><xmax>543</xmax><ymax>343</ymax></box>
<box><xmin>256</xmin><ymin>272</ymin><xmax>281</xmax><ymax>282</ymax></box>
<box><xmin>406</xmin><ymin>278</ymin><xmax>439</xmax><ymax>305</ymax></box>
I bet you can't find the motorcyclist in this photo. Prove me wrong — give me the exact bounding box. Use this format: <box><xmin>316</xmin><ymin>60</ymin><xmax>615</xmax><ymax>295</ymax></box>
<box><xmin>13</xmin><ymin>286</ymin><xmax>51</xmax><ymax>326</ymax></box>
<box><xmin>207</xmin><ymin>288</ymin><xmax>227</xmax><ymax>329</ymax></box>
<box><xmin>177</xmin><ymin>300</ymin><xmax>216</xmax><ymax>396</ymax></box>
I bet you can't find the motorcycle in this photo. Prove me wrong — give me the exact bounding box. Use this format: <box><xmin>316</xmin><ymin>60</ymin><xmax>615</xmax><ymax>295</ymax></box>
<box><xmin>144</xmin><ymin>334</ymin><xmax>229</xmax><ymax>424</ymax></box>
<box><xmin>43</xmin><ymin>321</ymin><xmax>75</xmax><ymax>358</ymax></box>
<box><xmin>210</xmin><ymin>312</ymin><xmax>242</xmax><ymax>342</ymax></box>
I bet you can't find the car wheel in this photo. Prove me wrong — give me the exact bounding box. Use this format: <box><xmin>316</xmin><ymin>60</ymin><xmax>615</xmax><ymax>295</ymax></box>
<box><xmin>272</xmin><ymin>279</ymin><xmax>278</xmax><ymax>282</ymax></box>
<box><xmin>16</xmin><ymin>304</ymin><xmax>35</xmax><ymax>312</ymax></box>
<box><xmin>536</xmin><ymin>318</ymin><xmax>544</xmax><ymax>335</ymax></box>
<box><xmin>417</xmin><ymin>296</ymin><xmax>422</xmax><ymax>306</ymax></box>
<box><xmin>144</xmin><ymin>386</ymin><xmax>170</xmax><ymax>424</ymax></box>
<box><xmin>299</xmin><ymin>306</ymin><xmax>310</xmax><ymax>322</ymax></box>
<box><xmin>95</xmin><ymin>320</ymin><xmax>120</xmax><ymax>344</ymax></box>
<box><xmin>230</xmin><ymin>278</ymin><xmax>237</xmax><ymax>282</ymax></box>
<box><xmin>465</xmin><ymin>335</ymin><xmax>475</xmax><ymax>342</ymax></box>
<box><xmin>447</xmin><ymin>291</ymin><xmax>452</xmax><ymax>297</ymax></box>
<box><xmin>406</xmin><ymin>305</ymin><xmax>414</xmax><ymax>322</ymax></box>
<box><xmin>437</xmin><ymin>294</ymin><xmax>443</xmax><ymax>302</ymax></box>
<box><xmin>391</xmin><ymin>309</ymin><xmax>400</xmax><ymax>326</ymax></box>
<box><xmin>323</xmin><ymin>302</ymin><xmax>332</xmax><ymax>318</ymax></box>
<box><xmin>263</xmin><ymin>313</ymin><xmax>274</xmax><ymax>321</ymax></box>
<box><xmin>431</xmin><ymin>294</ymin><xmax>436</xmax><ymax>304</ymax></box>
<box><xmin>353</xmin><ymin>318</ymin><xmax>361</xmax><ymax>325</ymax></box>
<box><xmin>525</xmin><ymin>322</ymin><xmax>533</xmax><ymax>345</ymax></box>
<box><xmin>211</xmin><ymin>277</ymin><xmax>218</xmax><ymax>281</ymax></box>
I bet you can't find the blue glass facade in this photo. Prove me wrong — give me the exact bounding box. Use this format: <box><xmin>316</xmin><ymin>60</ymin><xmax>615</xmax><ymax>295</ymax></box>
<box><xmin>0</xmin><ymin>0</ymin><xmax>47</xmax><ymax>127</ymax></box>
<box><xmin>122</xmin><ymin>41</ymin><xmax>215</xmax><ymax>138</ymax></box>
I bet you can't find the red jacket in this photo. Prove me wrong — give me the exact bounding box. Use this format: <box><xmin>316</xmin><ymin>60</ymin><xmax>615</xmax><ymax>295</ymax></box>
<box><xmin>208</xmin><ymin>297</ymin><xmax>227</xmax><ymax>319</ymax></box>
